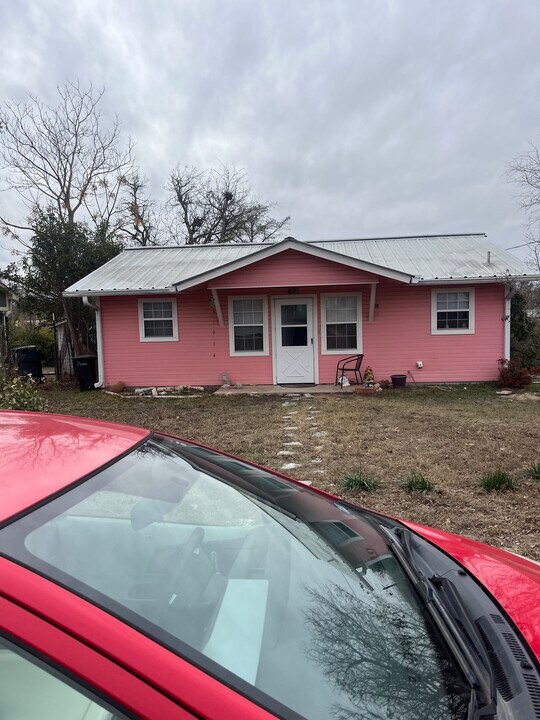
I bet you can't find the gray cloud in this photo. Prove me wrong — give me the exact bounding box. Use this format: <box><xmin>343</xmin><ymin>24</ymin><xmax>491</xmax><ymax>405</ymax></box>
<box><xmin>1</xmin><ymin>0</ymin><xmax>540</xmax><ymax>266</ymax></box>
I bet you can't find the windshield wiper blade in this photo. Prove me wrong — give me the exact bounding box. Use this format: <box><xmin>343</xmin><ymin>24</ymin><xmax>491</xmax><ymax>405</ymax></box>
<box><xmin>381</xmin><ymin>526</ymin><xmax>497</xmax><ymax>719</ymax></box>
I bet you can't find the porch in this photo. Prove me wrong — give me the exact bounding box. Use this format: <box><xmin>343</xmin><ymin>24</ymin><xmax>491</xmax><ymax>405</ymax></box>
<box><xmin>215</xmin><ymin>383</ymin><xmax>355</xmax><ymax>395</ymax></box>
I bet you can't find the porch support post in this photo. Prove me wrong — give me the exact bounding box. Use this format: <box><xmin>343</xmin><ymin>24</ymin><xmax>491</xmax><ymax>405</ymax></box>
<box><xmin>211</xmin><ymin>289</ymin><xmax>224</xmax><ymax>327</ymax></box>
<box><xmin>368</xmin><ymin>283</ymin><xmax>377</xmax><ymax>322</ymax></box>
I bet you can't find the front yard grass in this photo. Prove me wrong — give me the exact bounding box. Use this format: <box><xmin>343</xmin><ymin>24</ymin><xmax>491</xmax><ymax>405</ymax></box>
<box><xmin>41</xmin><ymin>383</ymin><xmax>540</xmax><ymax>561</ymax></box>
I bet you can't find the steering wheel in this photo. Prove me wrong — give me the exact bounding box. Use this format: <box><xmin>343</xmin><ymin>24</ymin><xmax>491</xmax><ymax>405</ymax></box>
<box><xmin>158</xmin><ymin>526</ymin><xmax>205</xmax><ymax>618</ymax></box>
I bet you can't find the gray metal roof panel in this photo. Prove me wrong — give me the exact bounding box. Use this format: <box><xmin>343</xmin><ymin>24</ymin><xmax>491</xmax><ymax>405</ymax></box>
<box><xmin>310</xmin><ymin>235</ymin><xmax>528</xmax><ymax>280</ymax></box>
<box><xmin>65</xmin><ymin>244</ymin><xmax>260</xmax><ymax>293</ymax></box>
<box><xmin>64</xmin><ymin>234</ymin><xmax>533</xmax><ymax>295</ymax></box>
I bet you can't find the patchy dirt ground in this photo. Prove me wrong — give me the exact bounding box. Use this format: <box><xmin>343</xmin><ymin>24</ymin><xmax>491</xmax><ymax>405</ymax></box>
<box><xmin>41</xmin><ymin>383</ymin><xmax>540</xmax><ymax>561</ymax></box>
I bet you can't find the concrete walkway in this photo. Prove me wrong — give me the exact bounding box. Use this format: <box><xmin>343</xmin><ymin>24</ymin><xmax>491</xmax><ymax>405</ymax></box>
<box><xmin>215</xmin><ymin>384</ymin><xmax>354</xmax><ymax>395</ymax></box>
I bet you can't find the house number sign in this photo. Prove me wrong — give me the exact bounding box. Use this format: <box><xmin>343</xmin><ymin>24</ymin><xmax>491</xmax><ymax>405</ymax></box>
<box><xmin>287</xmin><ymin>287</ymin><xmax>299</xmax><ymax>294</ymax></box>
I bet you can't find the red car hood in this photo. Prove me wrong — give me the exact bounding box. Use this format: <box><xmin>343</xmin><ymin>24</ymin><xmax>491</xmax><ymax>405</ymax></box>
<box><xmin>403</xmin><ymin>520</ymin><xmax>540</xmax><ymax>661</ymax></box>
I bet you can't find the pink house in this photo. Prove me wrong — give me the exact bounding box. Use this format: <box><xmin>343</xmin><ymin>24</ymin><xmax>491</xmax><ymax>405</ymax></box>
<box><xmin>64</xmin><ymin>234</ymin><xmax>537</xmax><ymax>388</ymax></box>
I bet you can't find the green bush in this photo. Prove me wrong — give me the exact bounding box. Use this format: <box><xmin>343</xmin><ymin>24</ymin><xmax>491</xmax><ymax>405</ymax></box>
<box><xmin>526</xmin><ymin>463</ymin><xmax>540</xmax><ymax>480</ymax></box>
<box><xmin>479</xmin><ymin>470</ymin><xmax>516</xmax><ymax>492</ymax></box>
<box><xmin>0</xmin><ymin>376</ymin><xmax>45</xmax><ymax>412</ymax></box>
<box><xmin>402</xmin><ymin>471</ymin><xmax>434</xmax><ymax>493</ymax></box>
<box><xmin>341</xmin><ymin>470</ymin><xmax>379</xmax><ymax>492</ymax></box>
<box><xmin>9</xmin><ymin>322</ymin><xmax>55</xmax><ymax>367</ymax></box>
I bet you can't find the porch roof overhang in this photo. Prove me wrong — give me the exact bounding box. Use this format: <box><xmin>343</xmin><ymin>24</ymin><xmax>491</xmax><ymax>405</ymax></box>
<box><xmin>172</xmin><ymin>238</ymin><xmax>415</xmax><ymax>290</ymax></box>
<box><xmin>63</xmin><ymin>239</ymin><xmax>414</xmax><ymax>297</ymax></box>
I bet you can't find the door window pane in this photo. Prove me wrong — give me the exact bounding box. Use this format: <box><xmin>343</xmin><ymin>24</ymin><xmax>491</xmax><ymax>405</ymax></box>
<box><xmin>282</xmin><ymin>326</ymin><xmax>308</xmax><ymax>346</ymax></box>
<box><xmin>0</xmin><ymin>638</ymin><xmax>127</xmax><ymax>719</ymax></box>
<box><xmin>281</xmin><ymin>304</ymin><xmax>307</xmax><ymax>325</ymax></box>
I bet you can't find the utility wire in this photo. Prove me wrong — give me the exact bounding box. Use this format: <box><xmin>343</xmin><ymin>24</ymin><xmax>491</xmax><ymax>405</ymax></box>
<box><xmin>505</xmin><ymin>240</ymin><xmax>539</xmax><ymax>250</ymax></box>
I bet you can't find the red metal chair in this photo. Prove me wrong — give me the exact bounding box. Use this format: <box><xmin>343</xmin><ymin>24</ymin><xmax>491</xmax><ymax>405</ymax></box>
<box><xmin>335</xmin><ymin>354</ymin><xmax>364</xmax><ymax>388</ymax></box>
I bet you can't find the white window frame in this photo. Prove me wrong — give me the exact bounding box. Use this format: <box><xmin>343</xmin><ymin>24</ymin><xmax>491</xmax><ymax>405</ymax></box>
<box><xmin>138</xmin><ymin>298</ymin><xmax>178</xmax><ymax>342</ymax></box>
<box><xmin>431</xmin><ymin>287</ymin><xmax>475</xmax><ymax>335</ymax></box>
<box><xmin>228</xmin><ymin>295</ymin><xmax>269</xmax><ymax>356</ymax></box>
<box><xmin>321</xmin><ymin>292</ymin><xmax>363</xmax><ymax>355</ymax></box>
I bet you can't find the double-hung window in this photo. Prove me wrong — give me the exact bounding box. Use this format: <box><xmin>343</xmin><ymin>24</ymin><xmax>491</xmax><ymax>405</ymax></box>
<box><xmin>138</xmin><ymin>299</ymin><xmax>178</xmax><ymax>341</ymax></box>
<box><xmin>322</xmin><ymin>294</ymin><xmax>362</xmax><ymax>353</ymax></box>
<box><xmin>431</xmin><ymin>288</ymin><xmax>475</xmax><ymax>334</ymax></box>
<box><xmin>229</xmin><ymin>296</ymin><xmax>268</xmax><ymax>355</ymax></box>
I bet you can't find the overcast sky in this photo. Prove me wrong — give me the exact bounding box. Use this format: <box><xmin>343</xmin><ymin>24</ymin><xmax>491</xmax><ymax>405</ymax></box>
<box><xmin>1</xmin><ymin>0</ymin><xmax>540</xmax><ymax>266</ymax></box>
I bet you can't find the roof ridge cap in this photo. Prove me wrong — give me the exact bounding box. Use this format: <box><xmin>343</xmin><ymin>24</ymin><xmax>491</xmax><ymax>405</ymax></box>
<box><xmin>123</xmin><ymin>233</ymin><xmax>488</xmax><ymax>250</ymax></box>
<box><xmin>124</xmin><ymin>242</ymin><xmax>271</xmax><ymax>251</ymax></box>
<box><xmin>308</xmin><ymin>233</ymin><xmax>487</xmax><ymax>243</ymax></box>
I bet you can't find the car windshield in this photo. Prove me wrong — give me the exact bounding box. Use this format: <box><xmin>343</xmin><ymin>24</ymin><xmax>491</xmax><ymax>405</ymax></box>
<box><xmin>0</xmin><ymin>435</ymin><xmax>470</xmax><ymax>720</ymax></box>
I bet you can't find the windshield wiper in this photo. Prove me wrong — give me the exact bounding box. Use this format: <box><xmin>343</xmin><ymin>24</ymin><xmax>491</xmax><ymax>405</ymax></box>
<box><xmin>381</xmin><ymin>526</ymin><xmax>497</xmax><ymax>720</ymax></box>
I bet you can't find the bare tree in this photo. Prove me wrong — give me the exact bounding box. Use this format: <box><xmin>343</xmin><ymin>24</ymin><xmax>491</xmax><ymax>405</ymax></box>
<box><xmin>522</xmin><ymin>228</ymin><xmax>540</xmax><ymax>273</ymax></box>
<box><xmin>168</xmin><ymin>164</ymin><xmax>289</xmax><ymax>244</ymax></box>
<box><xmin>0</xmin><ymin>81</ymin><xmax>133</xmax><ymax>239</ymax></box>
<box><xmin>508</xmin><ymin>142</ymin><xmax>540</xmax><ymax>225</ymax></box>
<box><xmin>303</xmin><ymin>581</ymin><xmax>470</xmax><ymax>720</ymax></box>
<box><xmin>507</xmin><ymin>142</ymin><xmax>540</xmax><ymax>271</ymax></box>
<box><xmin>240</xmin><ymin>200</ymin><xmax>292</xmax><ymax>243</ymax></box>
<box><xmin>118</xmin><ymin>172</ymin><xmax>164</xmax><ymax>246</ymax></box>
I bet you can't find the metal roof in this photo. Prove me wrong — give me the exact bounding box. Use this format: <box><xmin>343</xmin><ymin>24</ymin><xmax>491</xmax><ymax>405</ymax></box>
<box><xmin>64</xmin><ymin>234</ymin><xmax>535</xmax><ymax>296</ymax></box>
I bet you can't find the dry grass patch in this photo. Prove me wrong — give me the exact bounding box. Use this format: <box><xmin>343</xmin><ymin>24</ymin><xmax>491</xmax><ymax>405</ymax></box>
<box><xmin>41</xmin><ymin>384</ymin><xmax>540</xmax><ymax>561</ymax></box>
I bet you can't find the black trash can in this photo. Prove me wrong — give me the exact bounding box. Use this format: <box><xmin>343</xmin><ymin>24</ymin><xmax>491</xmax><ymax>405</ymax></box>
<box><xmin>391</xmin><ymin>374</ymin><xmax>407</xmax><ymax>389</ymax></box>
<box><xmin>13</xmin><ymin>345</ymin><xmax>43</xmax><ymax>381</ymax></box>
<box><xmin>73</xmin><ymin>355</ymin><xmax>97</xmax><ymax>391</ymax></box>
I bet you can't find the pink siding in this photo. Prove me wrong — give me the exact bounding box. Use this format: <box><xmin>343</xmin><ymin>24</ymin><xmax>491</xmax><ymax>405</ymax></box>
<box><xmin>208</xmin><ymin>249</ymin><xmax>378</xmax><ymax>288</ymax></box>
<box><xmin>102</xmin><ymin>290</ymin><xmax>271</xmax><ymax>387</ymax></box>
<box><xmin>319</xmin><ymin>280</ymin><xmax>505</xmax><ymax>383</ymax></box>
<box><xmin>101</xmin><ymin>280</ymin><xmax>506</xmax><ymax>387</ymax></box>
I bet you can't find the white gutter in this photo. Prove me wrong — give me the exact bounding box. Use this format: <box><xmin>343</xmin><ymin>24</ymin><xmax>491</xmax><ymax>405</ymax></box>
<box><xmin>83</xmin><ymin>296</ymin><xmax>104</xmax><ymax>388</ymax></box>
<box><xmin>417</xmin><ymin>275</ymin><xmax>540</xmax><ymax>285</ymax></box>
<box><xmin>64</xmin><ymin>287</ymin><xmax>177</xmax><ymax>297</ymax></box>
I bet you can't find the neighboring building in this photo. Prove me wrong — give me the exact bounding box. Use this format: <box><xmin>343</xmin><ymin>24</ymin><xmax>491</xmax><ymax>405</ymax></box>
<box><xmin>0</xmin><ymin>282</ymin><xmax>16</xmax><ymax>370</ymax></box>
<box><xmin>63</xmin><ymin>234</ymin><xmax>540</xmax><ymax>388</ymax></box>
<box><xmin>54</xmin><ymin>319</ymin><xmax>74</xmax><ymax>379</ymax></box>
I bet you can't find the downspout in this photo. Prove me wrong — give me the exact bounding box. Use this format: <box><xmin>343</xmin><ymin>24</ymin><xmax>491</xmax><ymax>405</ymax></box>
<box><xmin>503</xmin><ymin>285</ymin><xmax>515</xmax><ymax>362</ymax></box>
<box><xmin>83</xmin><ymin>296</ymin><xmax>104</xmax><ymax>388</ymax></box>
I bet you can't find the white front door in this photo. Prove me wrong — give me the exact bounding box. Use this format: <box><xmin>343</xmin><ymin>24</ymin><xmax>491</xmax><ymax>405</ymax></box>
<box><xmin>275</xmin><ymin>298</ymin><xmax>315</xmax><ymax>384</ymax></box>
